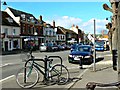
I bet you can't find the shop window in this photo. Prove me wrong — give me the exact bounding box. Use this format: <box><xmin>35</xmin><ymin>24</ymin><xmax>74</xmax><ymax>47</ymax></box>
<box><xmin>13</xmin><ymin>40</ymin><xmax>18</xmax><ymax>48</ymax></box>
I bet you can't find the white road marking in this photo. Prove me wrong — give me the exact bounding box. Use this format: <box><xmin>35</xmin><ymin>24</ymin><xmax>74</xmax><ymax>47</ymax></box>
<box><xmin>0</xmin><ymin>63</ymin><xmax>21</xmax><ymax>68</ymax></box>
<box><xmin>96</xmin><ymin>60</ymin><xmax>112</xmax><ymax>65</ymax></box>
<box><xmin>0</xmin><ymin>75</ymin><xmax>15</xmax><ymax>83</ymax></box>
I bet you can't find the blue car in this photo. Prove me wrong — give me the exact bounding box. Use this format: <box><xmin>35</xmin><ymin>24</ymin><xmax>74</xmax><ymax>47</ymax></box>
<box><xmin>68</xmin><ymin>45</ymin><xmax>93</xmax><ymax>64</ymax></box>
<box><xmin>95</xmin><ymin>40</ymin><xmax>104</xmax><ymax>51</ymax></box>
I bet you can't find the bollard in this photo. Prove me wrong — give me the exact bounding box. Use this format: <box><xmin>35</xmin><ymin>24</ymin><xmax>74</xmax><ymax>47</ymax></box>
<box><xmin>112</xmin><ymin>50</ymin><xmax>117</xmax><ymax>71</ymax></box>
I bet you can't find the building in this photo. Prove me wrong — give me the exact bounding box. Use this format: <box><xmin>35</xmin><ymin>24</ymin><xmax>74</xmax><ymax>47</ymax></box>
<box><xmin>5</xmin><ymin>7</ymin><xmax>44</xmax><ymax>49</ymax></box>
<box><xmin>70</xmin><ymin>25</ymin><xmax>84</xmax><ymax>43</ymax></box>
<box><xmin>1</xmin><ymin>11</ymin><xmax>20</xmax><ymax>51</ymax></box>
<box><xmin>43</xmin><ymin>21</ymin><xmax>57</xmax><ymax>44</ymax></box>
<box><xmin>57</xmin><ymin>26</ymin><xmax>78</xmax><ymax>44</ymax></box>
<box><xmin>56</xmin><ymin>26</ymin><xmax>66</xmax><ymax>44</ymax></box>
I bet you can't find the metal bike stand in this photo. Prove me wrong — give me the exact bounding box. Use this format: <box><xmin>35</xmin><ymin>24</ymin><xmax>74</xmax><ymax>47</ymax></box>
<box><xmin>44</xmin><ymin>55</ymin><xmax>49</xmax><ymax>81</ymax></box>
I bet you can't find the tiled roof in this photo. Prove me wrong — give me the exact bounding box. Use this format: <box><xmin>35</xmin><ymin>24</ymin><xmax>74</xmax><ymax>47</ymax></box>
<box><xmin>58</xmin><ymin>26</ymin><xmax>77</xmax><ymax>34</ymax></box>
<box><xmin>8</xmin><ymin>7</ymin><xmax>46</xmax><ymax>24</ymax></box>
<box><xmin>2</xmin><ymin>11</ymin><xmax>19</xmax><ymax>27</ymax></box>
<box><xmin>8</xmin><ymin>7</ymin><xmax>37</xmax><ymax>20</ymax></box>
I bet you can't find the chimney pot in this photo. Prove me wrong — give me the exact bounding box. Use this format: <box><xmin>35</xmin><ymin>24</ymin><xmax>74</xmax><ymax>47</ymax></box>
<box><xmin>53</xmin><ymin>20</ymin><xmax>55</xmax><ymax>28</ymax></box>
<box><xmin>40</xmin><ymin>15</ymin><xmax>42</xmax><ymax>21</ymax></box>
<box><xmin>76</xmin><ymin>25</ymin><xmax>79</xmax><ymax>29</ymax></box>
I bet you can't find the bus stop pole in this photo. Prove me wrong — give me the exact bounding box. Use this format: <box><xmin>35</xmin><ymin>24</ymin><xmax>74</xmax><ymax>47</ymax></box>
<box><xmin>93</xmin><ymin>19</ymin><xmax>96</xmax><ymax>72</ymax></box>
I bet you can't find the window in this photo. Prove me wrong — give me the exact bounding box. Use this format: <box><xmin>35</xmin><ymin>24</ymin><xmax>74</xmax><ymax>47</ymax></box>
<box><xmin>4</xmin><ymin>28</ymin><xmax>8</xmax><ymax>35</ymax></box>
<box><xmin>53</xmin><ymin>31</ymin><xmax>55</xmax><ymax>36</ymax></box>
<box><xmin>58</xmin><ymin>35</ymin><xmax>60</xmax><ymax>40</ymax></box>
<box><xmin>49</xmin><ymin>30</ymin><xmax>52</xmax><ymax>36</ymax></box>
<box><xmin>23</xmin><ymin>26</ymin><xmax>25</xmax><ymax>33</ymax></box>
<box><xmin>13</xmin><ymin>29</ymin><xmax>16</xmax><ymax>35</ymax></box>
<box><xmin>63</xmin><ymin>35</ymin><xmax>64</xmax><ymax>40</ymax></box>
<box><xmin>21</xmin><ymin>14</ymin><xmax>26</xmax><ymax>20</ymax></box>
<box><xmin>46</xmin><ymin>31</ymin><xmax>48</xmax><ymax>35</ymax></box>
<box><xmin>13</xmin><ymin>40</ymin><xmax>18</xmax><ymax>48</ymax></box>
<box><xmin>61</xmin><ymin>36</ymin><xmax>62</xmax><ymax>40</ymax></box>
<box><xmin>36</xmin><ymin>28</ymin><xmax>38</xmax><ymax>34</ymax></box>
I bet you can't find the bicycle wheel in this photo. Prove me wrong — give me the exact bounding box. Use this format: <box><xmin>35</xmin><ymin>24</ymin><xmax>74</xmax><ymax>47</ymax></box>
<box><xmin>50</xmin><ymin>64</ymin><xmax>69</xmax><ymax>85</ymax></box>
<box><xmin>16</xmin><ymin>66</ymin><xmax>39</xmax><ymax>88</ymax></box>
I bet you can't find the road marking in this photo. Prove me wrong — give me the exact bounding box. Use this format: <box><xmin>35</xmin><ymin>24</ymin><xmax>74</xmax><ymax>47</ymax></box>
<box><xmin>0</xmin><ymin>75</ymin><xmax>15</xmax><ymax>83</ymax></box>
<box><xmin>0</xmin><ymin>63</ymin><xmax>21</xmax><ymax>68</ymax></box>
<box><xmin>66</xmin><ymin>64</ymin><xmax>93</xmax><ymax>89</ymax></box>
<box><xmin>0</xmin><ymin>63</ymin><xmax>11</xmax><ymax>68</ymax></box>
<box><xmin>96</xmin><ymin>60</ymin><xmax>112</xmax><ymax>65</ymax></box>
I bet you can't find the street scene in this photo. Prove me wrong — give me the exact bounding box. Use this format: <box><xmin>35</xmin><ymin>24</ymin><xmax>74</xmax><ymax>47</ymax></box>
<box><xmin>1</xmin><ymin>0</ymin><xmax>120</xmax><ymax>90</ymax></box>
<box><xmin>1</xmin><ymin>50</ymin><xmax>112</xmax><ymax>89</ymax></box>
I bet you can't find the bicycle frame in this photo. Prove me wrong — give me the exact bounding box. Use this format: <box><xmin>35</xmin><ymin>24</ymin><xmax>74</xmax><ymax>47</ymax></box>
<box><xmin>24</xmin><ymin>55</ymin><xmax>63</xmax><ymax>83</ymax></box>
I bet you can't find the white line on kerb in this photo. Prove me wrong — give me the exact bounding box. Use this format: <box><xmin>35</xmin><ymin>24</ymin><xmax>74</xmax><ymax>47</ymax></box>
<box><xmin>0</xmin><ymin>75</ymin><xmax>15</xmax><ymax>83</ymax></box>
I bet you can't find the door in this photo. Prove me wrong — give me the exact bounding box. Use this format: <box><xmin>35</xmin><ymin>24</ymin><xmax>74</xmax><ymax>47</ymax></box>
<box><xmin>5</xmin><ymin>41</ymin><xmax>8</xmax><ymax>51</ymax></box>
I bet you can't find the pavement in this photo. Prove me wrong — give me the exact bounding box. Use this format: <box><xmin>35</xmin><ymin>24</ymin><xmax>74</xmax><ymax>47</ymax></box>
<box><xmin>1</xmin><ymin>49</ymin><xmax>21</xmax><ymax>55</ymax></box>
<box><xmin>68</xmin><ymin>56</ymin><xmax>118</xmax><ymax>90</ymax></box>
<box><xmin>1</xmin><ymin>51</ymin><xmax>119</xmax><ymax>90</ymax></box>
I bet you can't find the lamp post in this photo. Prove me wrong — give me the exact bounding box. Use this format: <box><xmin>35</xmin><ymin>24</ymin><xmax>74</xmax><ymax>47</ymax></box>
<box><xmin>93</xmin><ymin>19</ymin><xmax>96</xmax><ymax>72</ymax></box>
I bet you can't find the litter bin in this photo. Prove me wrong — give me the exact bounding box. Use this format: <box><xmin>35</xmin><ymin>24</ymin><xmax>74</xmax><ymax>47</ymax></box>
<box><xmin>112</xmin><ymin>50</ymin><xmax>117</xmax><ymax>71</ymax></box>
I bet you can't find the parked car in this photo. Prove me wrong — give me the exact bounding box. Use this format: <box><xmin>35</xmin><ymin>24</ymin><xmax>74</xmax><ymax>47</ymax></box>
<box><xmin>95</xmin><ymin>40</ymin><xmax>104</xmax><ymax>51</ymax></box>
<box><xmin>46</xmin><ymin>43</ymin><xmax>53</xmax><ymax>52</ymax></box>
<box><xmin>70</xmin><ymin>43</ymin><xmax>78</xmax><ymax>52</ymax></box>
<box><xmin>68</xmin><ymin>45</ymin><xmax>93</xmax><ymax>64</ymax></box>
<box><xmin>58</xmin><ymin>45</ymin><xmax>64</xmax><ymax>51</ymax></box>
<box><xmin>52</xmin><ymin>44</ymin><xmax>59</xmax><ymax>51</ymax></box>
<box><xmin>46</xmin><ymin>43</ymin><xmax>58</xmax><ymax>52</ymax></box>
<box><xmin>39</xmin><ymin>43</ymin><xmax>47</xmax><ymax>52</ymax></box>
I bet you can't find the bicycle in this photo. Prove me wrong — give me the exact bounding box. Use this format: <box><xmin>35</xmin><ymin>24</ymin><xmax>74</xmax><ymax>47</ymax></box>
<box><xmin>86</xmin><ymin>81</ymin><xmax>120</xmax><ymax>90</ymax></box>
<box><xmin>16</xmin><ymin>49</ymin><xmax>70</xmax><ymax>88</ymax></box>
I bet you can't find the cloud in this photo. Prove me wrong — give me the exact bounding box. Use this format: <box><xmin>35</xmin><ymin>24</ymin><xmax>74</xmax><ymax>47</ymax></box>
<box><xmin>81</xmin><ymin>18</ymin><xmax>109</xmax><ymax>34</ymax></box>
<box><xmin>46</xmin><ymin>16</ymin><xmax>108</xmax><ymax>34</ymax></box>
<box><xmin>46</xmin><ymin>16</ymin><xmax>82</xmax><ymax>28</ymax></box>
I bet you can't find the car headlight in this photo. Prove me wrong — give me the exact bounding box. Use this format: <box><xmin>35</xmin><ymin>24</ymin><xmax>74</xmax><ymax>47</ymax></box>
<box><xmin>85</xmin><ymin>56</ymin><xmax>91</xmax><ymax>58</ymax></box>
<box><xmin>69</xmin><ymin>55</ymin><xmax>73</xmax><ymax>57</ymax></box>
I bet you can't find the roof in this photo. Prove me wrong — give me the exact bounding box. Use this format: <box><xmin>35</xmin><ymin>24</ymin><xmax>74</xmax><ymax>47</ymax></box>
<box><xmin>2</xmin><ymin>11</ymin><xmax>19</xmax><ymax>27</ymax></box>
<box><xmin>8</xmin><ymin>7</ymin><xmax>37</xmax><ymax>21</ymax></box>
<box><xmin>58</xmin><ymin>26</ymin><xmax>77</xmax><ymax>34</ymax></box>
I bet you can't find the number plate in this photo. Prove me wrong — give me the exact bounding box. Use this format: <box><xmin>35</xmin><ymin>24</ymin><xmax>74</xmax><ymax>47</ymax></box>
<box><xmin>74</xmin><ymin>57</ymin><xmax>80</xmax><ymax>61</ymax></box>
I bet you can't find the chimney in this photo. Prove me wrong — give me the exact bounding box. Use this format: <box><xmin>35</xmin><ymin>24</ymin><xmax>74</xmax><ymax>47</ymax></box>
<box><xmin>72</xmin><ymin>24</ymin><xmax>75</xmax><ymax>27</ymax></box>
<box><xmin>40</xmin><ymin>15</ymin><xmax>42</xmax><ymax>21</ymax></box>
<box><xmin>53</xmin><ymin>20</ymin><xmax>55</xmax><ymax>28</ymax></box>
<box><xmin>76</xmin><ymin>25</ymin><xmax>79</xmax><ymax>29</ymax></box>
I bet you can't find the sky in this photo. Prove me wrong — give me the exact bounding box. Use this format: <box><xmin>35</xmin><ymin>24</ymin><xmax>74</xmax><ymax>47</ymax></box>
<box><xmin>1</xmin><ymin>0</ymin><xmax>112</xmax><ymax>34</ymax></box>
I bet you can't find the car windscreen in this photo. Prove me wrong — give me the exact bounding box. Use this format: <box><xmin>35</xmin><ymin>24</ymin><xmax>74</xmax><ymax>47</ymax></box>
<box><xmin>95</xmin><ymin>40</ymin><xmax>104</xmax><ymax>46</ymax></box>
<box><xmin>77</xmin><ymin>46</ymin><xmax>90</xmax><ymax>52</ymax></box>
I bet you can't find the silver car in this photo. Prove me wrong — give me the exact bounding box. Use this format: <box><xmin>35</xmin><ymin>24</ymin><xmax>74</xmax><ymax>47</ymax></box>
<box><xmin>39</xmin><ymin>43</ymin><xmax>47</xmax><ymax>52</ymax></box>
